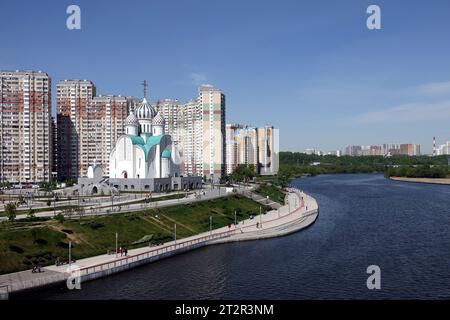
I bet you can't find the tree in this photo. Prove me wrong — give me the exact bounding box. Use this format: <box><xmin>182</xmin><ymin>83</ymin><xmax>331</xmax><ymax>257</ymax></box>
<box><xmin>277</xmin><ymin>166</ymin><xmax>291</xmax><ymax>187</ymax></box>
<box><xmin>39</xmin><ymin>181</ymin><xmax>56</xmax><ymax>192</ymax></box>
<box><xmin>5</xmin><ymin>202</ymin><xmax>17</xmax><ymax>222</ymax></box>
<box><xmin>54</xmin><ymin>212</ymin><xmax>65</xmax><ymax>223</ymax></box>
<box><xmin>65</xmin><ymin>179</ymin><xmax>75</xmax><ymax>187</ymax></box>
<box><xmin>0</xmin><ymin>181</ymin><xmax>11</xmax><ymax>189</ymax></box>
<box><xmin>231</xmin><ymin>164</ymin><xmax>256</xmax><ymax>184</ymax></box>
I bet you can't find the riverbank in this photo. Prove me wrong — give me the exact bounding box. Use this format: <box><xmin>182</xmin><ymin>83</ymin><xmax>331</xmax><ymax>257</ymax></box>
<box><xmin>0</xmin><ymin>194</ymin><xmax>268</xmax><ymax>275</ymax></box>
<box><xmin>390</xmin><ymin>176</ymin><xmax>450</xmax><ymax>185</ymax></box>
<box><xmin>0</xmin><ymin>188</ymin><xmax>318</xmax><ymax>299</ymax></box>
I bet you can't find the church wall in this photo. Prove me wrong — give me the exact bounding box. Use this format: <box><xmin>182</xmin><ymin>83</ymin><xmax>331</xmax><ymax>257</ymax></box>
<box><xmin>109</xmin><ymin>149</ymin><xmax>117</xmax><ymax>178</ymax></box>
<box><xmin>109</xmin><ymin>136</ymin><xmax>137</xmax><ymax>178</ymax></box>
<box><xmin>135</xmin><ymin>149</ymin><xmax>146</xmax><ymax>179</ymax></box>
<box><xmin>146</xmin><ymin>146</ymin><xmax>157</xmax><ymax>178</ymax></box>
<box><xmin>108</xmin><ymin>176</ymin><xmax>202</xmax><ymax>192</ymax></box>
<box><xmin>161</xmin><ymin>158</ymin><xmax>169</xmax><ymax>178</ymax></box>
<box><xmin>155</xmin><ymin>144</ymin><xmax>161</xmax><ymax>178</ymax></box>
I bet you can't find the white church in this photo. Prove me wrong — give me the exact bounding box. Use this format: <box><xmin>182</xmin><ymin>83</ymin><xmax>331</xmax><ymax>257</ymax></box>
<box><xmin>78</xmin><ymin>88</ymin><xmax>202</xmax><ymax>195</ymax></box>
<box><xmin>109</xmin><ymin>97</ymin><xmax>180</xmax><ymax>180</ymax></box>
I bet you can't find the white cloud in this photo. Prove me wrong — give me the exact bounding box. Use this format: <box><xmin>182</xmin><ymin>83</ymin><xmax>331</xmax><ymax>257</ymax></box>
<box><xmin>189</xmin><ymin>72</ymin><xmax>207</xmax><ymax>86</ymax></box>
<box><xmin>353</xmin><ymin>100</ymin><xmax>450</xmax><ymax>124</ymax></box>
<box><xmin>417</xmin><ymin>81</ymin><xmax>450</xmax><ymax>96</ymax></box>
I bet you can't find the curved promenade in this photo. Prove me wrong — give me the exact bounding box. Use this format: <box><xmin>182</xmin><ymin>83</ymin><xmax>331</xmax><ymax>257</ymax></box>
<box><xmin>0</xmin><ymin>188</ymin><xmax>318</xmax><ymax>299</ymax></box>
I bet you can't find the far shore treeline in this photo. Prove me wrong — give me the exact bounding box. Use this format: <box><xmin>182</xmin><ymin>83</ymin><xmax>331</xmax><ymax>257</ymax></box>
<box><xmin>277</xmin><ymin>152</ymin><xmax>450</xmax><ymax>185</ymax></box>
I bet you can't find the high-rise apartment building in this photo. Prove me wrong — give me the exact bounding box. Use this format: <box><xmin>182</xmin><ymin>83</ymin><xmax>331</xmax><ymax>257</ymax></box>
<box><xmin>153</xmin><ymin>98</ymin><xmax>184</xmax><ymax>146</ymax></box>
<box><xmin>83</xmin><ymin>95</ymin><xmax>129</xmax><ymax>176</ymax></box>
<box><xmin>0</xmin><ymin>70</ymin><xmax>52</xmax><ymax>183</ymax></box>
<box><xmin>257</xmin><ymin>126</ymin><xmax>279</xmax><ymax>175</ymax></box>
<box><xmin>51</xmin><ymin>116</ymin><xmax>58</xmax><ymax>179</ymax></box>
<box><xmin>178</xmin><ymin>99</ymin><xmax>203</xmax><ymax>177</ymax></box>
<box><xmin>154</xmin><ymin>86</ymin><xmax>226</xmax><ymax>182</ymax></box>
<box><xmin>436</xmin><ymin>141</ymin><xmax>450</xmax><ymax>155</ymax></box>
<box><xmin>399</xmin><ymin>144</ymin><xmax>420</xmax><ymax>156</ymax></box>
<box><xmin>345</xmin><ymin>143</ymin><xmax>420</xmax><ymax>156</ymax></box>
<box><xmin>225</xmin><ymin>124</ymin><xmax>279</xmax><ymax>176</ymax></box>
<box><xmin>345</xmin><ymin>145</ymin><xmax>362</xmax><ymax>156</ymax></box>
<box><xmin>199</xmin><ymin>85</ymin><xmax>226</xmax><ymax>182</ymax></box>
<box><xmin>225</xmin><ymin>124</ymin><xmax>241</xmax><ymax>175</ymax></box>
<box><xmin>57</xmin><ymin>80</ymin><xmax>129</xmax><ymax>179</ymax></box>
<box><xmin>226</xmin><ymin>125</ymin><xmax>258</xmax><ymax>174</ymax></box>
<box><xmin>56</xmin><ymin>80</ymin><xmax>96</xmax><ymax>180</ymax></box>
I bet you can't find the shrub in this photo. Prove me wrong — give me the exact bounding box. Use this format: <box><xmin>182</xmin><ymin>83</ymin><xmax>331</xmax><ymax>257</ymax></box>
<box><xmin>27</xmin><ymin>209</ymin><xmax>36</xmax><ymax>220</ymax></box>
<box><xmin>54</xmin><ymin>213</ymin><xmax>65</xmax><ymax>223</ymax></box>
<box><xmin>89</xmin><ymin>222</ymin><xmax>105</xmax><ymax>230</ymax></box>
<box><xmin>5</xmin><ymin>202</ymin><xmax>17</xmax><ymax>222</ymax></box>
<box><xmin>9</xmin><ymin>245</ymin><xmax>24</xmax><ymax>254</ymax></box>
<box><xmin>34</xmin><ymin>238</ymin><xmax>48</xmax><ymax>245</ymax></box>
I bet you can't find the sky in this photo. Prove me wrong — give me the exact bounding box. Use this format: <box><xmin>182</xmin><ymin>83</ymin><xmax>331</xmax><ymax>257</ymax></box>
<box><xmin>1</xmin><ymin>0</ymin><xmax>450</xmax><ymax>153</ymax></box>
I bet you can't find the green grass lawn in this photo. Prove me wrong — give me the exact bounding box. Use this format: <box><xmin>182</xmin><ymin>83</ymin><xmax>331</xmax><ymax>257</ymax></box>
<box><xmin>255</xmin><ymin>183</ymin><xmax>286</xmax><ymax>204</ymax></box>
<box><xmin>0</xmin><ymin>194</ymin><xmax>269</xmax><ymax>275</ymax></box>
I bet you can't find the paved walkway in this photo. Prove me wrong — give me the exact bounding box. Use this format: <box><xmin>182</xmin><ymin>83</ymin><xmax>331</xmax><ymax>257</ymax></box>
<box><xmin>0</xmin><ymin>187</ymin><xmax>318</xmax><ymax>298</ymax></box>
<box><xmin>0</xmin><ymin>186</ymin><xmax>250</xmax><ymax>221</ymax></box>
<box><xmin>241</xmin><ymin>190</ymin><xmax>283</xmax><ymax>209</ymax></box>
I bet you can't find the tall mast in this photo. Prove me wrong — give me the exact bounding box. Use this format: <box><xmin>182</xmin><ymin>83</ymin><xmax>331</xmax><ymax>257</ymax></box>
<box><xmin>142</xmin><ymin>80</ymin><xmax>148</xmax><ymax>99</ymax></box>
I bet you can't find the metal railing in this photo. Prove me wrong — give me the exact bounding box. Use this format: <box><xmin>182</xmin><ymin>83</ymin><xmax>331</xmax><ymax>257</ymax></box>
<box><xmin>79</xmin><ymin>229</ymin><xmax>236</xmax><ymax>276</ymax></box>
<box><xmin>78</xmin><ymin>188</ymin><xmax>314</xmax><ymax>277</ymax></box>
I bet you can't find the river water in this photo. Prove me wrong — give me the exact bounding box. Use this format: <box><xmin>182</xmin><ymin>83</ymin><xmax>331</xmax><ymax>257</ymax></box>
<box><xmin>20</xmin><ymin>174</ymin><xmax>450</xmax><ymax>299</ymax></box>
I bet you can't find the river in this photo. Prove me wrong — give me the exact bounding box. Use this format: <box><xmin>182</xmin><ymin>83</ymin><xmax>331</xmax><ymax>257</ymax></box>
<box><xmin>19</xmin><ymin>174</ymin><xmax>450</xmax><ymax>299</ymax></box>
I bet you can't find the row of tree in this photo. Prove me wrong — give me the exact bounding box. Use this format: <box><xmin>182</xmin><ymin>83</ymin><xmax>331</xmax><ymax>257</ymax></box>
<box><xmin>224</xmin><ymin>164</ymin><xmax>256</xmax><ymax>185</ymax></box>
<box><xmin>385</xmin><ymin>165</ymin><xmax>449</xmax><ymax>178</ymax></box>
<box><xmin>277</xmin><ymin>152</ymin><xmax>449</xmax><ymax>185</ymax></box>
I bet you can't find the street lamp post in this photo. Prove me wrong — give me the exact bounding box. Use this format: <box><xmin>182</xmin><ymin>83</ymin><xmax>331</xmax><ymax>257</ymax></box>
<box><xmin>210</xmin><ymin>216</ymin><xmax>212</xmax><ymax>235</ymax></box>
<box><xmin>69</xmin><ymin>241</ymin><xmax>72</xmax><ymax>268</ymax></box>
<box><xmin>115</xmin><ymin>232</ymin><xmax>118</xmax><ymax>258</ymax></box>
<box><xmin>174</xmin><ymin>224</ymin><xmax>177</xmax><ymax>244</ymax></box>
<box><xmin>53</xmin><ymin>193</ymin><xmax>56</xmax><ymax>217</ymax></box>
<box><xmin>210</xmin><ymin>173</ymin><xmax>214</xmax><ymax>190</ymax></box>
<box><xmin>260</xmin><ymin>206</ymin><xmax>262</xmax><ymax>228</ymax></box>
<box><xmin>234</xmin><ymin>210</ymin><xmax>237</xmax><ymax>228</ymax></box>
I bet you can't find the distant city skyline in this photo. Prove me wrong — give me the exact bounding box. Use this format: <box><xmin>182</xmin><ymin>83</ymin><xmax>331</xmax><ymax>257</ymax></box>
<box><xmin>1</xmin><ymin>0</ymin><xmax>450</xmax><ymax>153</ymax></box>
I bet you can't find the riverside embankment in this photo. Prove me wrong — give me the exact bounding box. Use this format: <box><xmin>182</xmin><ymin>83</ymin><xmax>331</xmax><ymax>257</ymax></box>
<box><xmin>0</xmin><ymin>188</ymin><xmax>318</xmax><ymax>299</ymax></box>
<box><xmin>390</xmin><ymin>176</ymin><xmax>450</xmax><ymax>185</ymax></box>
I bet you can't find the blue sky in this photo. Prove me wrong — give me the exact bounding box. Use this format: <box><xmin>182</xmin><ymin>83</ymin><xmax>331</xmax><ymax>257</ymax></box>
<box><xmin>1</xmin><ymin>0</ymin><xmax>450</xmax><ymax>153</ymax></box>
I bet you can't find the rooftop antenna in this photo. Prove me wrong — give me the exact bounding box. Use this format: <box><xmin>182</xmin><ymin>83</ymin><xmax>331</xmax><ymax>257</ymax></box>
<box><xmin>142</xmin><ymin>80</ymin><xmax>148</xmax><ymax>99</ymax></box>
